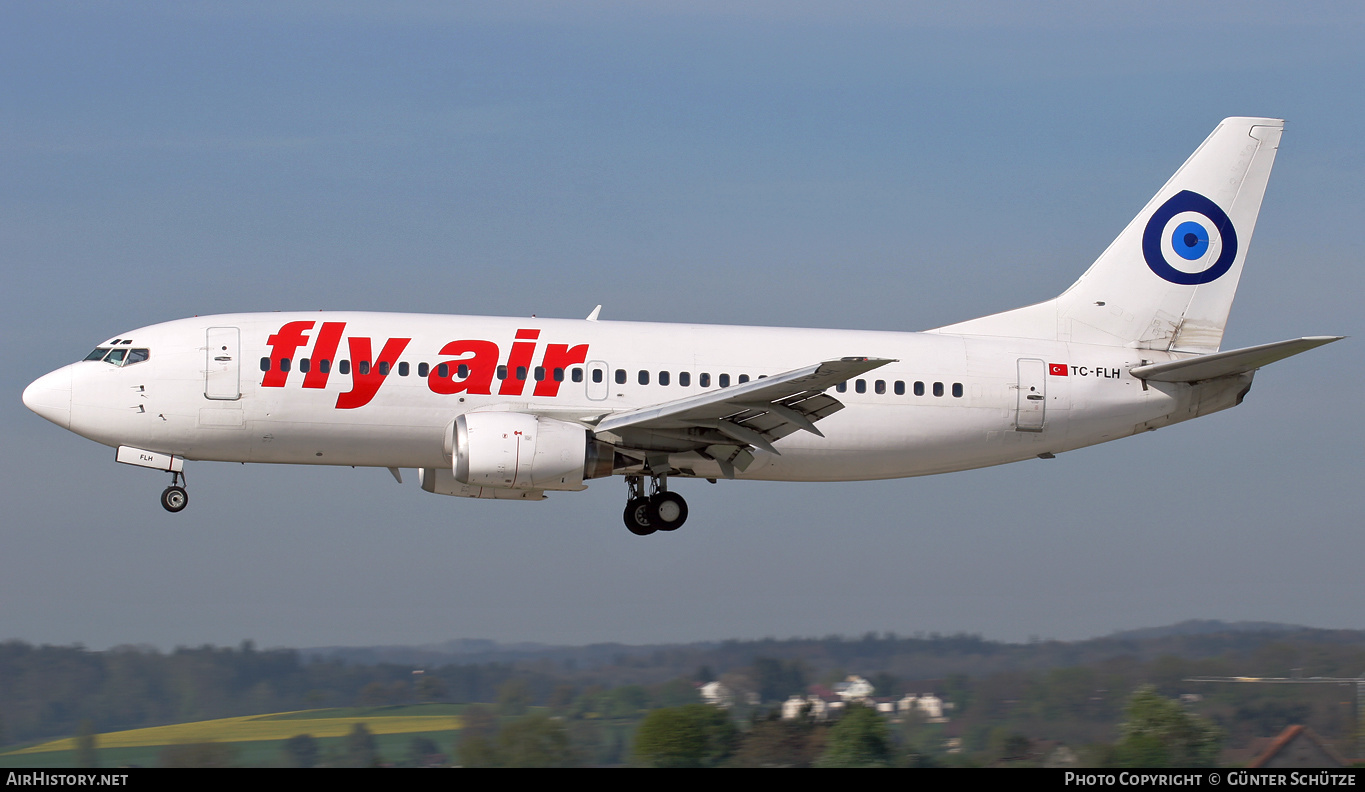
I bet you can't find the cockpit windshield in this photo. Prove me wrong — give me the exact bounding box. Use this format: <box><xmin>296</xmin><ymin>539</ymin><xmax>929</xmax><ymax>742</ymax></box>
<box><xmin>83</xmin><ymin>347</ymin><xmax>150</xmax><ymax>367</ymax></box>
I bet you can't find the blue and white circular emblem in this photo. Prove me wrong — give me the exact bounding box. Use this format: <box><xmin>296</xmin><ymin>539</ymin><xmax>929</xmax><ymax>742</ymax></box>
<box><xmin>1141</xmin><ymin>190</ymin><xmax>1237</xmax><ymax>285</ymax></box>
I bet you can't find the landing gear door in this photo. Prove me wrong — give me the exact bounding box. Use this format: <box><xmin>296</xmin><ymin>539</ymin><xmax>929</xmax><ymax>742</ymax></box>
<box><xmin>1016</xmin><ymin>358</ymin><xmax>1046</xmax><ymax>432</ymax></box>
<box><xmin>586</xmin><ymin>360</ymin><xmax>609</xmax><ymax>401</ymax></box>
<box><xmin>205</xmin><ymin>327</ymin><xmax>241</xmax><ymax>400</ymax></box>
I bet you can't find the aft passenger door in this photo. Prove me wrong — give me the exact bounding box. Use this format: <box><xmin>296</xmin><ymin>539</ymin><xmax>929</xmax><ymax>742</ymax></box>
<box><xmin>1015</xmin><ymin>358</ymin><xmax>1046</xmax><ymax>432</ymax></box>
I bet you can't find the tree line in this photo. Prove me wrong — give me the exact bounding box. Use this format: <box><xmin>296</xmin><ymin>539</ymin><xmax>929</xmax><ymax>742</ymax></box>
<box><xmin>0</xmin><ymin>623</ymin><xmax>1360</xmax><ymax>765</ymax></box>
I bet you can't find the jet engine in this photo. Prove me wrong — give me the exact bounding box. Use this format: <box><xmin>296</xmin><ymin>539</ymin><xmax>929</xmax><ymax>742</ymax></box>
<box><xmin>452</xmin><ymin>412</ymin><xmax>610</xmax><ymax>491</ymax></box>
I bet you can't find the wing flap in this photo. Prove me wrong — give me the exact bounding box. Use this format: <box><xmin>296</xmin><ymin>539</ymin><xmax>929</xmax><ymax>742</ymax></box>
<box><xmin>593</xmin><ymin>357</ymin><xmax>894</xmax><ymax>457</ymax></box>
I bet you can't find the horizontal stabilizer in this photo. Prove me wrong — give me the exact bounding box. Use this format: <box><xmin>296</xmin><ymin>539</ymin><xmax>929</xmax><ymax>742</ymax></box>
<box><xmin>1130</xmin><ymin>336</ymin><xmax>1342</xmax><ymax>383</ymax></box>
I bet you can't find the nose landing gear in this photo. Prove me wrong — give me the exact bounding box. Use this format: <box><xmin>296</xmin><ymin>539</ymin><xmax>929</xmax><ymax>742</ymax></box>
<box><xmin>622</xmin><ymin>475</ymin><xmax>688</xmax><ymax>536</ymax></box>
<box><xmin>160</xmin><ymin>471</ymin><xmax>188</xmax><ymax>513</ymax></box>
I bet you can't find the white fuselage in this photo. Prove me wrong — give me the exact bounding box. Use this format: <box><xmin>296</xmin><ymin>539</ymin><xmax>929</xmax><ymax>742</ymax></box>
<box><xmin>28</xmin><ymin>311</ymin><xmax>1248</xmax><ymax>485</ymax></box>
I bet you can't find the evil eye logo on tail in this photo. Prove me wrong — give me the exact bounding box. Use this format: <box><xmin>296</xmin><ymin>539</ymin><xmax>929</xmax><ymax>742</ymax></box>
<box><xmin>1141</xmin><ymin>190</ymin><xmax>1237</xmax><ymax>285</ymax></box>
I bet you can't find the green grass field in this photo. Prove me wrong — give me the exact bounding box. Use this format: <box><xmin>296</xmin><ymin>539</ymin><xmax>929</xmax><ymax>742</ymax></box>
<box><xmin>0</xmin><ymin>704</ymin><xmax>469</xmax><ymax>768</ymax></box>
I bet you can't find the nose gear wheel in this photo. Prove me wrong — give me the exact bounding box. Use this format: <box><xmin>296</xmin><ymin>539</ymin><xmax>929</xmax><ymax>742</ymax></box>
<box><xmin>160</xmin><ymin>470</ymin><xmax>189</xmax><ymax>513</ymax></box>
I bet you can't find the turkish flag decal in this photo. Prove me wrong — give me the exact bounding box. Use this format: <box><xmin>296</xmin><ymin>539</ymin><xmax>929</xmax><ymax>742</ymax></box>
<box><xmin>1049</xmin><ymin>363</ymin><xmax>1068</xmax><ymax>376</ymax></box>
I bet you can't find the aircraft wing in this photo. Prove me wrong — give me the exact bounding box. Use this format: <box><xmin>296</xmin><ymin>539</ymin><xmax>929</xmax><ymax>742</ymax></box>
<box><xmin>1130</xmin><ymin>336</ymin><xmax>1342</xmax><ymax>383</ymax></box>
<box><xmin>592</xmin><ymin>357</ymin><xmax>894</xmax><ymax>469</ymax></box>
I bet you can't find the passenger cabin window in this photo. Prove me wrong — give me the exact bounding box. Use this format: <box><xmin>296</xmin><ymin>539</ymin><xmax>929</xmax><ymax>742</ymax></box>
<box><xmin>914</xmin><ymin>381</ymin><xmax>925</xmax><ymax>396</ymax></box>
<box><xmin>894</xmin><ymin>381</ymin><xmax>905</xmax><ymax>396</ymax></box>
<box><xmin>638</xmin><ymin>370</ymin><xmax>649</xmax><ymax>385</ymax></box>
<box><xmin>299</xmin><ymin>358</ymin><xmax>311</xmax><ymax>373</ymax></box>
<box><xmin>572</xmin><ymin>368</ymin><xmax>584</xmax><ymax>383</ymax></box>
<box><xmin>679</xmin><ymin>372</ymin><xmax>691</xmax><ymax>387</ymax></box>
<box><xmin>397</xmin><ymin>362</ymin><xmax>409</xmax><ymax>376</ymax></box>
<box><xmin>952</xmin><ymin>383</ymin><xmax>964</xmax><ymax>398</ymax></box>
<box><xmin>615</xmin><ymin>369</ymin><xmax>626</xmax><ymax>385</ymax></box>
<box><xmin>659</xmin><ymin>371</ymin><xmax>670</xmax><ymax>386</ymax></box>
<box><xmin>338</xmin><ymin>360</ymin><xmax>350</xmax><ymax>375</ymax></box>
<box><xmin>700</xmin><ymin>373</ymin><xmax>711</xmax><ymax>387</ymax></box>
<box><xmin>719</xmin><ymin>374</ymin><xmax>730</xmax><ymax>388</ymax></box>
<box><xmin>836</xmin><ymin>381</ymin><xmax>847</xmax><ymax>393</ymax></box>
<box><xmin>592</xmin><ymin>368</ymin><xmax>604</xmax><ymax>384</ymax></box>
<box><xmin>738</xmin><ymin>374</ymin><xmax>750</xmax><ymax>384</ymax></box>
<box><xmin>933</xmin><ymin>382</ymin><xmax>944</xmax><ymax>397</ymax></box>
<box><xmin>418</xmin><ymin>362</ymin><xmax>430</xmax><ymax>377</ymax></box>
<box><xmin>855</xmin><ymin>379</ymin><xmax>866</xmax><ymax>394</ymax></box>
<box><xmin>319</xmin><ymin>359</ymin><xmax>331</xmax><ymax>374</ymax></box>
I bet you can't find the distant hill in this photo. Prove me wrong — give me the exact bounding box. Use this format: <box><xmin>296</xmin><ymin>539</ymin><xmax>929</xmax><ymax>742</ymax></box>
<box><xmin>297</xmin><ymin>621</ymin><xmax>1365</xmax><ymax>682</ymax></box>
<box><xmin>298</xmin><ymin>638</ymin><xmax>717</xmax><ymax>669</ymax></box>
<box><xmin>1106</xmin><ymin>620</ymin><xmax>1304</xmax><ymax>641</ymax></box>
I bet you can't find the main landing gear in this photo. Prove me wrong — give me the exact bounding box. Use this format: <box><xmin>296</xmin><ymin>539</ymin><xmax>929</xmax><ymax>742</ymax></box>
<box><xmin>622</xmin><ymin>475</ymin><xmax>688</xmax><ymax>536</ymax></box>
<box><xmin>160</xmin><ymin>470</ymin><xmax>188</xmax><ymax>513</ymax></box>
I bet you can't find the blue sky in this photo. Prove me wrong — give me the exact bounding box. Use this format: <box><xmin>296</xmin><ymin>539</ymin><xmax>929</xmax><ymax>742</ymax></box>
<box><xmin>3</xmin><ymin>2</ymin><xmax>1362</xmax><ymax>650</ymax></box>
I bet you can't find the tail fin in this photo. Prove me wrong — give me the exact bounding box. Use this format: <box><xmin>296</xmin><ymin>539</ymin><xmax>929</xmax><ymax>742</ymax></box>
<box><xmin>932</xmin><ymin>117</ymin><xmax>1284</xmax><ymax>353</ymax></box>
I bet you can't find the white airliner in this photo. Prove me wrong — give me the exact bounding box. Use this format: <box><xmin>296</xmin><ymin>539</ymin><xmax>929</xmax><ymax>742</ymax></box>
<box><xmin>22</xmin><ymin>117</ymin><xmax>1341</xmax><ymax>535</ymax></box>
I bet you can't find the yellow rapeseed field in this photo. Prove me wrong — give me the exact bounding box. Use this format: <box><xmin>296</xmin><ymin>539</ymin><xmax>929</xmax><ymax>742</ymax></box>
<box><xmin>8</xmin><ymin>710</ymin><xmax>462</xmax><ymax>755</ymax></box>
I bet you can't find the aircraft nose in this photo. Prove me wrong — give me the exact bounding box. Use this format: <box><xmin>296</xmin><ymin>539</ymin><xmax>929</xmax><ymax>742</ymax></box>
<box><xmin>23</xmin><ymin>366</ymin><xmax>72</xmax><ymax>429</ymax></box>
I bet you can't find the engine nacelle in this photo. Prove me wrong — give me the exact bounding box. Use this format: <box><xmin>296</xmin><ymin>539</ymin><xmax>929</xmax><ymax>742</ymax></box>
<box><xmin>419</xmin><ymin>467</ymin><xmax>546</xmax><ymax>500</ymax></box>
<box><xmin>454</xmin><ymin>412</ymin><xmax>607</xmax><ymax>491</ymax></box>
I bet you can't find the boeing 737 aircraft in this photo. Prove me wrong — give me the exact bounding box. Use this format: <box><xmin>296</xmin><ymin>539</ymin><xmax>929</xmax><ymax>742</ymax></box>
<box><xmin>22</xmin><ymin>117</ymin><xmax>1341</xmax><ymax>535</ymax></box>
